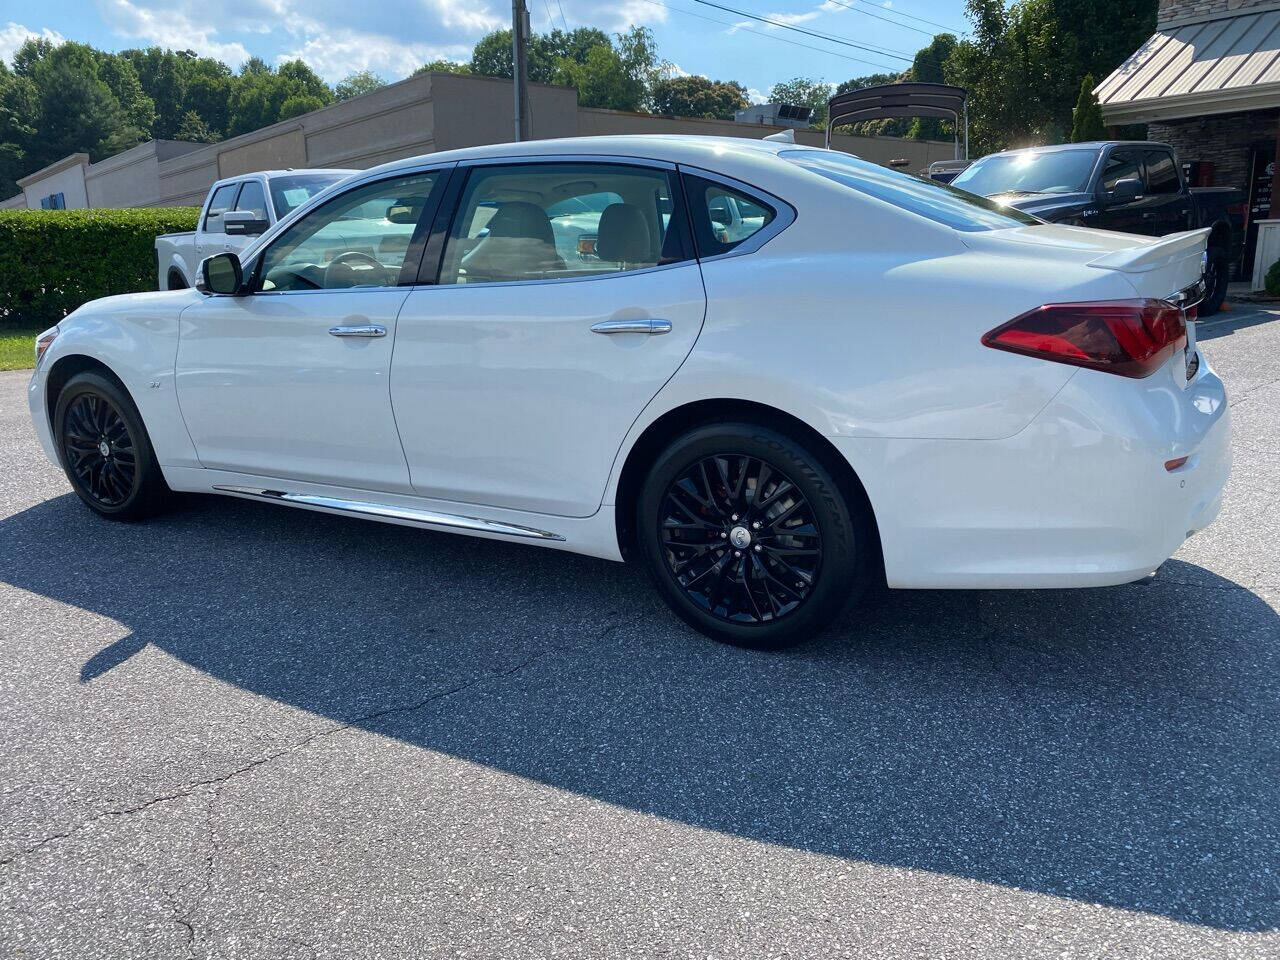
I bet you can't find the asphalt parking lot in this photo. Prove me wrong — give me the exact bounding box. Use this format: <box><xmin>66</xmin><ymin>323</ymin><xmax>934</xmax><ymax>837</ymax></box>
<box><xmin>1</xmin><ymin>305</ymin><xmax>1278</xmax><ymax>959</ymax></box>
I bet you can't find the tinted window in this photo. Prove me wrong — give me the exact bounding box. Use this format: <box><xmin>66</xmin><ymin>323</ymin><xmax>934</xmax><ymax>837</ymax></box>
<box><xmin>439</xmin><ymin>163</ymin><xmax>685</xmax><ymax>285</ymax></box>
<box><xmin>1100</xmin><ymin>151</ymin><xmax>1143</xmax><ymax>193</ymax></box>
<box><xmin>233</xmin><ymin>180</ymin><xmax>268</xmax><ymax>219</ymax></box>
<box><xmin>268</xmin><ymin>173</ymin><xmax>350</xmax><ymax>218</ymax></box>
<box><xmin>781</xmin><ymin>149</ymin><xmax>1038</xmax><ymax>232</ymax></box>
<box><xmin>204</xmin><ymin>183</ymin><xmax>238</xmax><ymax>230</ymax></box>
<box><xmin>950</xmin><ymin>149</ymin><xmax>1097</xmax><ymax>196</ymax></box>
<box><xmin>684</xmin><ymin>176</ymin><xmax>777</xmax><ymax>257</ymax></box>
<box><xmin>1144</xmin><ymin>150</ymin><xmax>1180</xmax><ymax>194</ymax></box>
<box><xmin>256</xmin><ymin>173</ymin><xmax>439</xmax><ymax>291</ymax></box>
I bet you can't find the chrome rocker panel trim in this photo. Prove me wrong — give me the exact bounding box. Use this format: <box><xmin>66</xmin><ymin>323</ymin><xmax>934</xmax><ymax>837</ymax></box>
<box><xmin>211</xmin><ymin>485</ymin><xmax>567</xmax><ymax>541</ymax></box>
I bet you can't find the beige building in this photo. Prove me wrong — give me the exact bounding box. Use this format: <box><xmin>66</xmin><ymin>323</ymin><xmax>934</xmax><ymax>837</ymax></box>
<box><xmin>1</xmin><ymin>72</ymin><xmax>954</xmax><ymax>212</ymax></box>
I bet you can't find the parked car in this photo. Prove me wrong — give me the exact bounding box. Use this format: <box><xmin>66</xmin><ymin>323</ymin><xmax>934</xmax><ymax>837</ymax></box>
<box><xmin>155</xmin><ymin>169</ymin><xmax>354</xmax><ymax>290</ymax></box>
<box><xmin>30</xmin><ymin>136</ymin><xmax>1229</xmax><ymax>649</ymax></box>
<box><xmin>927</xmin><ymin>159</ymin><xmax>971</xmax><ymax>184</ymax></box>
<box><xmin>950</xmin><ymin>141</ymin><xmax>1243</xmax><ymax>315</ymax></box>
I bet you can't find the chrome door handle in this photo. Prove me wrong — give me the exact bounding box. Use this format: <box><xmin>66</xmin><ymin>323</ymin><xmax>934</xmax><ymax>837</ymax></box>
<box><xmin>328</xmin><ymin>324</ymin><xmax>387</xmax><ymax>338</ymax></box>
<box><xmin>590</xmin><ymin>318</ymin><xmax>672</xmax><ymax>336</ymax></box>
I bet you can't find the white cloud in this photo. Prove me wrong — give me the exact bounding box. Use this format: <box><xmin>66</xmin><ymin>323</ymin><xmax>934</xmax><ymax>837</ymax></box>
<box><xmin>279</xmin><ymin>29</ymin><xmax>472</xmax><ymax>83</ymax></box>
<box><xmin>746</xmin><ymin>87</ymin><xmax>767</xmax><ymax>104</ymax></box>
<box><xmin>552</xmin><ymin>0</ymin><xmax>668</xmax><ymax>32</ymax></box>
<box><xmin>0</xmin><ymin>22</ymin><xmax>65</xmax><ymax>67</ymax></box>
<box><xmin>421</xmin><ymin>0</ymin><xmax>503</xmax><ymax>33</ymax></box>
<box><xmin>97</xmin><ymin>0</ymin><xmax>251</xmax><ymax>64</ymax></box>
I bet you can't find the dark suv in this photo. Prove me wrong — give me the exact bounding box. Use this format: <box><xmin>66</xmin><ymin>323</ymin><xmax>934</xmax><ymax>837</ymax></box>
<box><xmin>951</xmin><ymin>142</ymin><xmax>1243</xmax><ymax>315</ymax></box>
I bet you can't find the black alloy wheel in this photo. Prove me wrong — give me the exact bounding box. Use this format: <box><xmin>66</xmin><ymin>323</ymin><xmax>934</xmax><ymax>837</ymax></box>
<box><xmin>1199</xmin><ymin>253</ymin><xmax>1229</xmax><ymax>317</ymax></box>
<box><xmin>659</xmin><ymin>454</ymin><xmax>822</xmax><ymax>624</ymax></box>
<box><xmin>61</xmin><ymin>392</ymin><xmax>137</xmax><ymax>507</ymax></box>
<box><xmin>639</xmin><ymin>422</ymin><xmax>870</xmax><ymax>649</ymax></box>
<box><xmin>55</xmin><ymin>371</ymin><xmax>169</xmax><ymax>520</ymax></box>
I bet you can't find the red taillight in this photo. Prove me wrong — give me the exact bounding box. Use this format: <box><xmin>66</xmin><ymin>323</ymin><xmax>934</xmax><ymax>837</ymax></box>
<box><xmin>982</xmin><ymin>299</ymin><xmax>1186</xmax><ymax>378</ymax></box>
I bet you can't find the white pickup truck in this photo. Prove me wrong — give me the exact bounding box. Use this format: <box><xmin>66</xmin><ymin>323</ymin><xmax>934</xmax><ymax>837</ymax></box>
<box><xmin>155</xmin><ymin>169</ymin><xmax>354</xmax><ymax>289</ymax></box>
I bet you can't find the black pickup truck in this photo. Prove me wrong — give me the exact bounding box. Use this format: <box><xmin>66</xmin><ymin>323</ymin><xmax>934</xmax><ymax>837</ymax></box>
<box><xmin>950</xmin><ymin>141</ymin><xmax>1244</xmax><ymax>315</ymax></box>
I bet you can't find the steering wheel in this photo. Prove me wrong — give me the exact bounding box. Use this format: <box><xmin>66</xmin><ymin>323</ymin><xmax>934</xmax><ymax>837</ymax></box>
<box><xmin>322</xmin><ymin>251</ymin><xmax>389</xmax><ymax>288</ymax></box>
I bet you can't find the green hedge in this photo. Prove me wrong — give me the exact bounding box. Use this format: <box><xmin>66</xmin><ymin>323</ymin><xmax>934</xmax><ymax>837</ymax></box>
<box><xmin>0</xmin><ymin>207</ymin><xmax>200</xmax><ymax>329</ymax></box>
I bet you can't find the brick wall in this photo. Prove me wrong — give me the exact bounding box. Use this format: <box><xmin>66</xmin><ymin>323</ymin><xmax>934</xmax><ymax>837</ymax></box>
<box><xmin>1148</xmin><ymin>109</ymin><xmax>1278</xmax><ymax>190</ymax></box>
<box><xmin>1159</xmin><ymin>0</ymin><xmax>1274</xmax><ymax>27</ymax></box>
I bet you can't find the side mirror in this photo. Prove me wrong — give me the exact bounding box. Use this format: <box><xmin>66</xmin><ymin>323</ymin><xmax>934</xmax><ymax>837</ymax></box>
<box><xmin>1106</xmin><ymin>178</ymin><xmax>1144</xmax><ymax>204</ymax></box>
<box><xmin>222</xmin><ymin>210</ymin><xmax>269</xmax><ymax>236</ymax></box>
<box><xmin>197</xmin><ymin>253</ymin><xmax>244</xmax><ymax>295</ymax></box>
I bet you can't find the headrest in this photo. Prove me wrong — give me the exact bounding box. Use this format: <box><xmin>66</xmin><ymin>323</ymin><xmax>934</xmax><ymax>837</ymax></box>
<box><xmin>595</xmin><ymin>203</ymin><xmax>652</xmax><ymax>263</ymax></box>
<box><xmin>485</xmin><ymin>201</ymin><xmax>555</xmax><ymax>245</ymax></box>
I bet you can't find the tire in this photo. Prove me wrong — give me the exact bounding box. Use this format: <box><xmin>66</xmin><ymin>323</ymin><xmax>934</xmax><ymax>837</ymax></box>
<box><xmin>1199</xmin><ymin>251</ymin><xmax>1229</xmax><ymax>317</ymax></box>
<box><xmin>54</xmin><ymin>371</ymin><xmax>170</xmax><ymax>521</ymax></box>
<box><xmin>637</xmin><ymin>422</ymin><xmax>871</xmax><ymax>649</ymax></box>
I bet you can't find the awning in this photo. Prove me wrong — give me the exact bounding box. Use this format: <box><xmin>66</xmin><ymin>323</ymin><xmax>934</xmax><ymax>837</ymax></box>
<box><xmin>1097</xmin><ymin>7</ymin><xmax>1280</xmax><ymax>124</ymax></box>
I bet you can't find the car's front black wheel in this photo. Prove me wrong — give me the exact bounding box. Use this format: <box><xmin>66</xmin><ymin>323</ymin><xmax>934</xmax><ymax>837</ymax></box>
<box><xmin>638</xmin><ymin>422</ymin><xmax>871</xmax><ymax>649</ymax></box>
<box><xmin>54</xmin><ymin>371</ymin><xmax>170</xmax><ymax>521</ymax></box>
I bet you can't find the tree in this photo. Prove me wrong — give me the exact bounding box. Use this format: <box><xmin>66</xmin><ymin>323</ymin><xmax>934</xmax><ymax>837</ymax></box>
<box><xmin>174</xmin><ymin>109</ymin><xmax>216</xmax><ymax>143</ymax></box>
<box><xmin>335</xmin><ymin>70</ymin><xmax>386</xmax><ymax>101</ymax></box>
<box><xmin>13</xmin><ymin>40</ymin><xmax>142</xmax><ymax>170</ymax></box>
<box><xmin>415</xmin><ymin>59</ymin><xmax>471</xmax><ymax>75</ymax></box>
<box><xmin>0</xmin><ymin>63</ymin><xmax>39</xmax><ymax>196</ymax></box>
<box><xmin>768</xmin><ymin>77</ymin><xmax>832</xmax><ymax>128</ymax></box>
<box><xmin>470</xmin><ymin>27</ymin><xmax>613</xmax><ymax>84</ymax></box>
<box><xmin>1070</xmin><ymin>73</ymin><xmax>1107</xmax><ymax>141</ymax></box>
<box><xmin>905</xmin><ymin>34</ymin><xmax>957</xmax><ymax>141</ymax></box>
<box><xmin>946</xmin><ymin>0</ymin><xmax>1154</xmax><ymax>154</ymax></box>
<box><xmin>651</xmin><ymin>74</ymin><xmax>748</xmax><ymax>119</ymax></box>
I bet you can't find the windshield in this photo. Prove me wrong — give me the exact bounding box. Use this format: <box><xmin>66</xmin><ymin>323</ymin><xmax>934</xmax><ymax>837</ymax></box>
<box><xmin>951</xmin><ymin>150</ymin><xmax>1098</xmax><ymax>197</ymax></box>
<box><xmin>269</xmin><ymin>173</ymin><xmax>351</xmax><ymax>217</ymax></box>
<box><xmin>780</xmin><ymin>148</ymin><xmax>1039</xmax><ymax>232</ymax></box>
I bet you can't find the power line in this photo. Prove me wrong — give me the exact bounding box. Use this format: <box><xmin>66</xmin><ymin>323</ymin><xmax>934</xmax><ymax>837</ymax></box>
<box><xmin>685</xmin><ymin>0</ymin><xmax>915</xmax><ymax>61</ymax></box>
<box><xmin>819</xmin><ymin>0</ymin><xmax>960</xmax><ymax>38</ymax></box>
<box><xmin>639</xmin><ymin>0</ymin><xmax>909</xmax><ymax>71</ymax></box>
<box><xmin>554</xmin><ymin>0</ymin><xmax>569</xmax><ymax>32</ymax></box>
<box><xmin>825</xmin><ymin>0</ymin><xmax>966</xmax><ymax>36</ymax></box>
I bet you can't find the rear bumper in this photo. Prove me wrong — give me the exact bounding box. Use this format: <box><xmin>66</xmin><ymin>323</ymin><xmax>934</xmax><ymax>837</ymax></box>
<box><xmin>832</xmin><ymin>352</ymin><xmax>1231</xmax><ymax>589</ymax></box>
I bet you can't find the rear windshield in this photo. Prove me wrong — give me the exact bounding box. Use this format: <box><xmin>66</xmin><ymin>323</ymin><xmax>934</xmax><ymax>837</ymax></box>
<box><xmin>780</xmin><ymin>148</ymin><xmax>1039</xmax><ymax>232</ymax></box>
<box><xmin>269</xmin><ymin>173</ymin><xmax>350</xmax><ymax>217</ymax></box>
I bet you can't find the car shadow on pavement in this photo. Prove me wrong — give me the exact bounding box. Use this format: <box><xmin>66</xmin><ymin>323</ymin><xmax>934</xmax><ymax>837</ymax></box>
<box><xmin>2</xmin><ymin>491</ymin><xmax>1277</xmax><ymax>932</ymax></box>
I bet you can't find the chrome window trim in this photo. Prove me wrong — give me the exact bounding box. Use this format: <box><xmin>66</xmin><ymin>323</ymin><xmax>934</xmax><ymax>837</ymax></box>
<box><xmin>677</xmin><ymin>164</ymin><xmax>796</xmax><ymax>262</ymax></box>
<box><xmin>420</xmin><ymin>258</ymin><xmax>701</xmax><ymax>291</ymax></box>
<box><xmin>454</xmin><ymin>153</ymin><xmax>678</xmax><ymax>171</ymax></box>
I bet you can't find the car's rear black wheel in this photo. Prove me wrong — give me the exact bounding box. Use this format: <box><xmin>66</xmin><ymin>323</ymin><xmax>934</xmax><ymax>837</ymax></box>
<box><xmin>54</xmin><ymin>371</ymin><xmax>169</xmax><ymax>521</ymax></box>
<box><xmin>1200</xmin><ymin>251</ymin><xmax>1229</xmax><ymax>317</ymax></box>
<box><xmin>638</xmin><ymin>422</ymin><xmax>870</xmax><ymax>648</ymax></box>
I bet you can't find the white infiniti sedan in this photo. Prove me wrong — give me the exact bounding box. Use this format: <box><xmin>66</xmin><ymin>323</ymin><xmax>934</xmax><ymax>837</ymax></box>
<box><xmin>28</xmin><ymin>135</ymin><xmax>1230</xmax><ymax>648</ymax></box>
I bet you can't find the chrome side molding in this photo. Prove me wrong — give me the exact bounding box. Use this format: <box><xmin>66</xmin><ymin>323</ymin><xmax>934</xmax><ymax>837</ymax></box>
<box><xmin>212</xmin><ymin>485</ymin><xmax>566</xmax><ymax>541</ymax></box>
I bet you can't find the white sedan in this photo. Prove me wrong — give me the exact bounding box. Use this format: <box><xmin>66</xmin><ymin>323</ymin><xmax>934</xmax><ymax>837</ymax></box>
<box><xmin>28</xmin><ymin>135</ymin><xmax>1230</xmax><ymax>648</ymax></box>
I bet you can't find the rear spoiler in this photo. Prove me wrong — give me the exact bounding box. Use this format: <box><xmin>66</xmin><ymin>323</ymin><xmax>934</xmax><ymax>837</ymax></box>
<box><xmin>1086</xmin><ymin>228</ymin><xmax>1209</xmax><ymax>274</ymax></box>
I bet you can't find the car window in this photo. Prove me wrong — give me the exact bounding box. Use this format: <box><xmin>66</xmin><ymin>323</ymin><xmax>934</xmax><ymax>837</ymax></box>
<box><xmin>438</xmin><ymin>163</ymin><xmax>685</xmax><ymax>285</ymax></box>
<box><xmin>1100</xmin><ymin>151</ymin><xmax>1143</xmax><ymax>194</ymax></box>
<box><xmin>204</xmin><ymin>183</ymin><xmax>239</xmax><ymax>230</ymax></box>
<box><xmin>780</xmin><ymin>148</ymin><xmax>1039</xmax><ymax>232</ymax></box>
<box><xmin>233</xmin><ymin>180</ymin><xmax>268</xmax><ymax>219</ymax></box>
<box><xmin>684</xmin><ymin>177</ymin><xmax>776</xmax><ymax>257</ymax></box>
<box><xmin>1144</xmin><ymin>150</ymin><xmax>1180</xmax><ymax>195</ymax></box>
<box><xmin>950</xmin><ymin>149</ymin><xmax>1097</xmax><ymax>196</ymax></box>
<box><xmin>255</xmin><ymin>173</ymin><xmax>439</xmax><ymax>292</ymax></box>
<box><xmin>268</xmin><ymin>173</ymin><xmax>351</xmax><ymax>218</ymax></box>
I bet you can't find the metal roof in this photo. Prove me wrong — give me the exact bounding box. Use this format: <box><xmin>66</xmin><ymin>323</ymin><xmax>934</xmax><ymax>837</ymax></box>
<box><xmin>1096</xmin><ymin>5</ymin><xmax>1280</xmax><ymax>123</ymax></box>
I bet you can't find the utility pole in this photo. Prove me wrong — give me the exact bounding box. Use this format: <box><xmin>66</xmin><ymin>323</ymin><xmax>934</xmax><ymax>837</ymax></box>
<box><xmin>511</xmin><ymin>0</ymin><xmax>531</xmax><ymax>141</ymax></box>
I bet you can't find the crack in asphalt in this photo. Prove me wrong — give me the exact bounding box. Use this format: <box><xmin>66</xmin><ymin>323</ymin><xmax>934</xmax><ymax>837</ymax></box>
<box><xmin>1</xmin><ymin>617</ymin><xmax>636</xmax><ymax>957</ymax></box>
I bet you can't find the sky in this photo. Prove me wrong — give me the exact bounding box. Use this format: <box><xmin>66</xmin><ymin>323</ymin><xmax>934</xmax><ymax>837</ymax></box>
<box><xmin>0</xmin><ymin>0</ymin><xmax>972</xmax><ymax>103</ymax></box>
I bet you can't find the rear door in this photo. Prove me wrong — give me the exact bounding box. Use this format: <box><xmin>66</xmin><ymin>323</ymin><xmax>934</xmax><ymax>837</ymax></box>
<box><xmin>226</xmin><ymin>178</ymin><xmax>269</xmax><ymax>256</ymax></box>
<box><xmin>1096</xmin><ymin>148</ymin><xmax>1150</xmax><ymax>235</ymax></box>
<box><xmin>1142</xmin><ymin>148</ymin><xmax>1194</xmax><ymax>235</ymax></box>
<box><xmin>390</xmin><ymin>159</ymin><xmax>706</xmax><ymax>517</ymax></box>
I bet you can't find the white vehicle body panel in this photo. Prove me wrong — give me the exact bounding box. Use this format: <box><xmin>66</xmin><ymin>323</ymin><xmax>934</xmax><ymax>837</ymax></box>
<box><xmin>31</xmin><ymin>134</ymin><xmax>1230</xmax><ymax>587</ymax></box>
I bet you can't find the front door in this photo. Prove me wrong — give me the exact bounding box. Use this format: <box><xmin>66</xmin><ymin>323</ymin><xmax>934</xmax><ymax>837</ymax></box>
<box><xmin>175</xmin><ymin>168</ymin><xmax>448</xmax><ymax>492</ymax></box>
<box><xmin>1096</xmin><ymin>148</ymin><xmax>1151</xmax><ymax>236</ymax></box>
<box><xmin>391</xmin><ymin>160</ymin><xmax>706</xmax><ymax>517</ymax></box>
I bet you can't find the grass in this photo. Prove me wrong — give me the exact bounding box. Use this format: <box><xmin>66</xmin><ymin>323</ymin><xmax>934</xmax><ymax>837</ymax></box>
<box><xmin>0</xmin><ymin>325</ymin><xmax>42</xmax><ymax>371</ymax></box>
